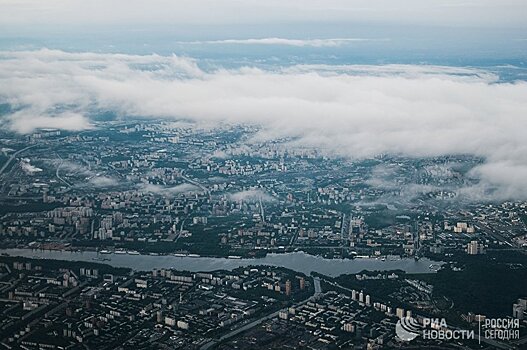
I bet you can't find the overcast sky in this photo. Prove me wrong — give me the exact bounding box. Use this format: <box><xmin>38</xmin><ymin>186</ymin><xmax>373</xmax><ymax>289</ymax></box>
<box><xmin>1</xmin><ymin>0</ymin><xmax>526</xmax><ymax>60</ymax></box>
<box><xmin>1</xmin><ymin>0</ymin><xmax>526</xmax><ymax>29</ymax></box>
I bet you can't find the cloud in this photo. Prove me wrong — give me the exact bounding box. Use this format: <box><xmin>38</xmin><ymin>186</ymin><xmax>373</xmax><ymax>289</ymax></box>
<box><xmin>50</xmin><ymin>159</ymin><xmax>91</xmax><ymax>177</ymax></box>
<box><xmin>4</xmin><ymin>111</ymin><xmax>92</xmax><ymax>134</ymax></box>
<box><xmin>1</xmin><ymin>49</ymin><xmax>527</xmax><ymax>200</ymax></box>
<box><xmin>48</xmin><ymin>159</ymin><xmax>120</xmax><ymax>188</ymax></box>
<box><xmin>463</xmin><ymin>162</ymin><xmax>527</xmax><ymax>200</ymax></box>
<box><xmin>363</xmin><ymin>164</ymin><xmax>447</xmax><ymax>204</ymax></box>
<box><xmin>178</xmin><ymin>38</ymin><xmax>371</xmax><ymax>47</ymax></box>
<box><xmin>89</xmin><ymin>176</ymin><xmax>118</xmax><ymax>188</ymax></box>
<box><xmin>283</xmin><ymin>64</ymin><xmax>497</xmax><ymax>81</ymax></box>
<box><xmin>140</xmin><ymin>183</ymin><xmax>201</xmax><ymax>196</ymax></box>
<box><xmin>229</xmin><ymin>189</ymin><xmax>275</xmax><ymax>203</ymax></box>
<box><xmin>20</xmin><ymin>159</ymin><xmax>42</xmax><ymax>174</ymax></box>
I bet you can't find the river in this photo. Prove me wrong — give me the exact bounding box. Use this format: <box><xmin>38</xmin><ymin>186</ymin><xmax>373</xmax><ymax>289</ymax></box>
<box><xmin>0</xmin><ymin>249</ymin><xmax>442</xmax><ymax>277</ymax></box>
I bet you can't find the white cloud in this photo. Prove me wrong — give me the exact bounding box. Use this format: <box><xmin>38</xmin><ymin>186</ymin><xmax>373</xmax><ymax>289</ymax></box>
<box><xmin>89</xmin><ymin>176</ymin><xmax>118</xmax><ymax>188</ymax></box>
<box><xmin>141</xmin><ymin>183</ymin><xmax>201</xmax><ymax>196</ymax></box>
<box><xmin>4</xmin><ymin>111</ymin><xmax>92</xmax><ymax>134</ymax></box>
<box><xmin>464</xmin><ymin>162</ymin><xmax>527</xmax><ymax>200</ymax></box>
<box><xmin>52</xmin><ymin>159</ymin><xmax>90</xmax><ymax>176</ymax></box>
<box><xmin>229</xmin><ymin>189</ymin><xmax>275</xmax><ymax>203</ymax></box>
<box><xmin>1</xmin><ymin>49</ymin><xmax>527</xmax><ymax>200</ymax></box>
<box><xmin>283</xmin><ymin>64</ymin><xmax>497</xmax><ymax>82</ymax></box>
<box><xmin>48</xmin><ymin>159</ymin><xmax>119</xmax><ymax>188</ymax></box>
<box><xmin>20</xmin><ymin>159</ymin><xmax>42</xmax><ymax>174</ymax></box>
<box><xmin>178</xmin><ymin>38</ymin><xmax>371</xmax><ymax>47</ymax></box>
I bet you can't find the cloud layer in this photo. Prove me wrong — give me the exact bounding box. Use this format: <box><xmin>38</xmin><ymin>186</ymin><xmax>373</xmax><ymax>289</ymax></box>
<box><xmin>1</xmin><ymin>49</ymin><xmax>527</xmax><ymax>200</ymax></box>
<box><xmin>178</xmin><ymin>38</ymin><xmax>371</xmax><ymax>47</ymax></box>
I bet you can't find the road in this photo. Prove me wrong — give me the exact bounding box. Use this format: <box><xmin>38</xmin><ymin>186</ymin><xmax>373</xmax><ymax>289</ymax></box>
<box><xmin>0</xmin><ymin>145</ymin><xmax>36</xmax><ymax>176</ymax></box>
<box><xmin>321</xmin><ymin>277</ymin><xmax>354</xmax><ymax>294</ymax></box>
<box><xmin>55</xmin><ymin>153</ymin><xmax>73</xmax><ymax>188</ymax></box>
<box><xmin>200</xmin><ymin>287</ymin><xmax>319</xmax><ymax>349</ymax></box>
<box><xmin>259</xmin><ymin>196</ymin><xmax>265</xmax><ymax>223</ymax></box>
<box><xmin>180</xmin><ymin>171</ymin><xmax>209</xmax><ymax>194</ymax></box>
<box><xmin>476</xmin><ymin>223</ymin><xmax>513</xmax><ymax>245</ymax></box>
<box><xmin>200</xmin><ymin>309</ymin><xmax>281</xmax><ymax>350</ymax></box>
<box><xmin>174</xmin><ymin>216</ymin><xmax>189</xmax><ymax>243</ymax></box>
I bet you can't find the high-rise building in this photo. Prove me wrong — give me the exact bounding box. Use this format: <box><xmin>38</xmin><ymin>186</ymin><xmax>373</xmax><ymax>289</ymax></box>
<box><xmin>513</xmin><ymin>298</ymin><xmax>527</xmax><ymax>319</ymax></box>
<box><xmin>467</xmin><ymin>241</ymin><xmax>485</xmax><ymax>255</ymax></box>
<box><xmin>285</xmin><ymin>280</ymin><xmax>292</xmax><ymax>296</ymax></box>
<box><xmin>341</xmin><ymin>213</ymin><xmax>350</xmax><ymax>241</ymax></box>
<box><xmin>343</xmin><ymin>323</ymin><xmax>354</xmax><ymax>332</ymax></box>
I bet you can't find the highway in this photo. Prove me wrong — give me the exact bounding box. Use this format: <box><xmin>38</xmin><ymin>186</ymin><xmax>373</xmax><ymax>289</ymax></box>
<box><xmin>200</xmin><ymin>285</ymin><xmax>319</xmax><ymax>349</ymax></box>
<box><xmin>259</xmin><ymin>196</ymin><xmax>265</xmax><ymax>223</ymax></box>
<box><xmin>200</xmin><ymin>309</ymin><xmax>281</xmax><ymax>350</ymax></box>
<box><xmin>55</xmin><ymin>153</ymin><xmax>73</xmax><ymax>188</ymax></box>
<box><xmin>0</xmin><ymin>145</ymin><xmax>36</xmax><ymax>176</ymax></box>
<box><xmin>180</xmin><ymin>171</ymin><xmax>209</xmax><ymax>194</ymax></box>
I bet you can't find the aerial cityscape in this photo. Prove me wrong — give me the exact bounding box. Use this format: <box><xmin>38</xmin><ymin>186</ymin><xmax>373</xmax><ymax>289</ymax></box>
<box><xmin>0</xmin><ymin>1</ymin><xmax>527</xmax><ymax>349</ymax></box>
